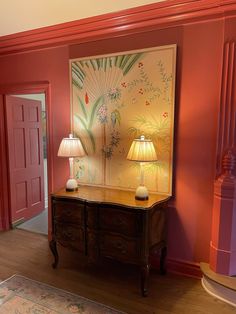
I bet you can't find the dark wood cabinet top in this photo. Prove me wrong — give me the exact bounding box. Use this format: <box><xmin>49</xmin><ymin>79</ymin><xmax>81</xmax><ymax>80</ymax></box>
<box><xmin>52</xmin><ymin>185</ymin><xmax>170</xmax><ymax>209</ymax></box>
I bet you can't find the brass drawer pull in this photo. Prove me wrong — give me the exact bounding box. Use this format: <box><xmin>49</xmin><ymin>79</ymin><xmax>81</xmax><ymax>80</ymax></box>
<box><xmin>116</xmin><ymin>242</ymin><xmax>127</xmax><ymax>254</ymax></box>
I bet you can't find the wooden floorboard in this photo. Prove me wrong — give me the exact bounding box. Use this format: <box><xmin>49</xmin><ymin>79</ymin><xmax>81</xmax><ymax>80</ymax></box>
<box><xmin>0</xmin><ymin>229</ymin><xmax>235</xmax><ymax>314</ymax></box>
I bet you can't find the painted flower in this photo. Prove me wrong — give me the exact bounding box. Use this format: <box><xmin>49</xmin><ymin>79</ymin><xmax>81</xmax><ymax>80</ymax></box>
<box><xmin>138</xmin><ymin>88</ymin><xmax>144</xmax><ymax>95</ymax></box>
<box><xmin>68</xmin><ymin>303</ymin><xmax>84</xmax><ymax>313</ymax></box>
<box><xmin>111</xmin><ymin>130</ymin><xmax>120</xmax><ymax>147</ymax></box>
<box><xmin>138</xmin><ymin>62</ymin><xmax>143</xmax><ymax>68</ymax></box>
<box><xmin>102</xmin><ymin>146</ymin><xmax>113</xmax><ymax>159</ymax></box>
<box><xmin>121</xmin><ymin>82</ymin><xmax>127</xmax><ymax>88</ymax></box>
<box><xmin>107</xmin><ymin>87</ymin><xmax>121</xmax><ymax>101</ymax></box>
<box><xmin>145</xmin><ymin>101</ymin><xmax>150</xmax><ymax>106</ymax></box>
<box><xmin>102</xmin><ymin>130</ymin><xmax>120</xmax><ymax>159</ymax></box>
<box><xmin>163</xmin><ymin>112</ymin><xmax>168</xmax><ymax>118</ymax></box>
<box><xmin>97</xmin><ymin>104</ymin><xmax>107</xmax><ymax>124</ymax></box>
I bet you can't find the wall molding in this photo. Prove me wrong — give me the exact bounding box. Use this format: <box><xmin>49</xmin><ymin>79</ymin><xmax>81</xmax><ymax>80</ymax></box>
<box><xmin>167</xmin><ymin>258</ymin><xmax>202</xmax><ymax>278</ymax></box>
<box><xmin>1</xmin><ymin>0</ymin><xmax>236</xmax><ymax>56</ymax></box>
<box><xmin>151</xmin><ymin>256</ymin><xmax>202</xmax><ymax>278</ymax></box>
<box><xmin>0</xmin><ymin>95</ymin><xmax>9</xmax><ymax>230</ymax></box>
<box><xmin>216</xmin><ymin>41</ymin><xmax>236</xmax><ymax>175</ymax></box>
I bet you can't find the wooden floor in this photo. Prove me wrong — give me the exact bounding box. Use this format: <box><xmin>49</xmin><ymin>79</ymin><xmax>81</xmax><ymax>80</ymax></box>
<box><xmin>0</xmin><ymin>229</ymin><xmax>235</xmax><ymax>314</ymax></box>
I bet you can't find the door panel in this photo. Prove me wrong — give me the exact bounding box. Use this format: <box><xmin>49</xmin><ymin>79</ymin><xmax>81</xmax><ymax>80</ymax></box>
<box><xmin>31</xmin><ymin>177</ymin><xmax>41</xmax><ymax>205</ymax></box>
<box><xmin>5</xmin><ymin>95</ymin><xmax>45</xmax><ymax>224</ymax></box>
<box><xmin>29</xmin><ymin>128</ymin><xmax>40</xmax><ymax>165</ymax></box>
<box><xmin>15</xmin><ymin>181</ymin><xmax>27</xmax><ymax>212</ymax></box>
<box><xmin>13</xmin><ymin>128</ymin><xmax>26</xmax><ymax>168</ymax></box>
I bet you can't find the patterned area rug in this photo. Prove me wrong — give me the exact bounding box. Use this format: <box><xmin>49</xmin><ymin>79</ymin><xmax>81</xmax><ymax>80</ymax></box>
<box><xmin>0</xmin><ymin>275</ymin><xmax>124</xmax><ymax>313</ymax></box>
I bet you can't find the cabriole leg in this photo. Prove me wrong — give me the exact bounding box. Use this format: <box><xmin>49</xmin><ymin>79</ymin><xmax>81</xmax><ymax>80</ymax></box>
<box><xmin>141</xmin><ymin>264</ymin><xmax>150</xmax><ymax>297</ymax></box>
<box><xmin>49</xmin><ymin>240</ymin><xmax>58</xmax><ymax>269</ymax></box>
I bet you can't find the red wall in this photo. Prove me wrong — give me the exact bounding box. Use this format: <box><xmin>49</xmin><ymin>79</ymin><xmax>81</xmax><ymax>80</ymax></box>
<box><xmin>171</xmin><ymin>21</ymin><xmax>223</xmax><ymax>263</ymax></box>
<box><xmin>0</xmin><ymin>47</ymin><xmax>71</xmax><ymax>190</ymax></box>
<box><xmin>0</xmin><ymin>17</ymin><xmax>227</xmax><ymax>266</ymax></box>
<box><xmin>69</xmin><ymin>21</ymin><xmax>223</xmax><ymax>265</ymax></box>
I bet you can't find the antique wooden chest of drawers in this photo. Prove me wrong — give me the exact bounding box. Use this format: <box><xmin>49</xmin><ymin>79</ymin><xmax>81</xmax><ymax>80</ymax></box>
<box><xmin>50</xmin><ymin>185</ymin><xmax>169</xmax><ymax>296</ymax></box>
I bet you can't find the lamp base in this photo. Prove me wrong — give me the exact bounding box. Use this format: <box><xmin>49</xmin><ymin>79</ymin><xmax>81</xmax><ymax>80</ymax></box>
<box><xmin>135</xmin><ymin>185</ymin><xmax>149</xmax><ymax>200</ymax></box>
<box><xmin>66</xmin><ymin>187</ymin><xmax>78</xmax><ymax>192</ymax></box>
<box><xmin>65</xmin><ymin>178</ymin><xmax>78</xmax><ymax>192</ymax></box>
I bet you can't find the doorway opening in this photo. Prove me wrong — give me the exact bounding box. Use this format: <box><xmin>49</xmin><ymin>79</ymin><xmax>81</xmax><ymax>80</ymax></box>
<box><xmin>7</xmin><ymin>93</ymin><xmax>48</xmax><ymax>235</ymax></box>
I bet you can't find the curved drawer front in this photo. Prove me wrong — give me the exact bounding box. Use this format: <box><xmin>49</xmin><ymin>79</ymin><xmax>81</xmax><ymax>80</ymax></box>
<box><xmin>55</xmin><ymin>223</ymin><xmax>85</xmax><ymax>252</ymax></box>
<box><xmin>53</xmin><ymin>200</ymin><xmax>84</xmax><ymax>224</ymax></box>
<box><xmin>99</xmin><ymin>207</ymin><xmax>141</xmax><ymax>236</ymax></box>
<box><xmin>100</xmin><ymin>233</ymin><xmax>140</xmax><ymax>262</ymax></box>
<box><xmin>86</xmin><ymin>205</ymin><xmax>98</xmax><ymax>228</ymax></box>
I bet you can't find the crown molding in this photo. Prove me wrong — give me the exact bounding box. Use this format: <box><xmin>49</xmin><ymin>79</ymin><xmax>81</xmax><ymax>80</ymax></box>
<box><xmin>0</xmin><ymin>0</ymin><xmax>236</xmax><ymax>56</ymax></box>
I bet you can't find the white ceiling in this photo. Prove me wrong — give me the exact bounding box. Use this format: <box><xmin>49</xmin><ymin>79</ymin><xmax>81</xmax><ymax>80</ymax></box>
<box><xmin>0</xmin><ymin>0</ymin><xmax>165</xmax><ymax>37</ymax></box>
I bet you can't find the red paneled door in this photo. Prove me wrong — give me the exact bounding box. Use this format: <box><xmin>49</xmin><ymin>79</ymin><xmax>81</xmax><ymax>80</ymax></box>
<box><xmin>5</xmin><ymin>96</ymin><xmax>45</xmax><ymax>225</ymax></box>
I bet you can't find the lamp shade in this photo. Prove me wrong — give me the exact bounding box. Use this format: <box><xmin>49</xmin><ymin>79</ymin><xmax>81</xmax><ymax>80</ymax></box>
<box><xmin>58</xmin><ymin>134</ymin><xmax>85</xmax><ymax>158</ymax></box>
<box><xmin>127</xmin><ymin>135</ymin><xmax>157</xmax><ymax>162</ymax></box>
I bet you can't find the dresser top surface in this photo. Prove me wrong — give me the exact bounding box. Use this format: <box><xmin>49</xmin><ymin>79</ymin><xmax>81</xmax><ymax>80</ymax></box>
<box><xmin>52</xmin><ymin>185</ymin><xmax>170</xmax><ymax>209</ymax></box>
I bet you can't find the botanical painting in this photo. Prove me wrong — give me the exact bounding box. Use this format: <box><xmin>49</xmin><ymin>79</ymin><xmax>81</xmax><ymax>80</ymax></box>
<box><xmin>70</xmin><ymin>45</ymin><xmax>176</xmax><ymax>195</ymax></box>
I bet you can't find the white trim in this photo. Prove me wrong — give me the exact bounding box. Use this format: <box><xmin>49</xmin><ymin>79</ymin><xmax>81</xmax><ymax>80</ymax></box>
<box><xmin>201</xmin><ymin>276</ymin><xmax>236</xmax><ymax>308</ymax></box>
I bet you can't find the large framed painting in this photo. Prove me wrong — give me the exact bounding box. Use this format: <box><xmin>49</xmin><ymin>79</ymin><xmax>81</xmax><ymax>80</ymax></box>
<box><xmin>70</xmin><ymin>44</ymin><xmax>176</xmax><ymax>195</ymax></box>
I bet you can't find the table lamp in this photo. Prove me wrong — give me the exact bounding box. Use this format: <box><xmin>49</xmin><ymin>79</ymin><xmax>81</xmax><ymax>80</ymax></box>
<box><xmin>127</xmin><ymin>135</ymin><xmax>157</xmax><ymax>200</ymax></box>
<box><xmin>58</xmin><ymin>134</ymin><xmax>85</xmax><ymax>191</ymax></box>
